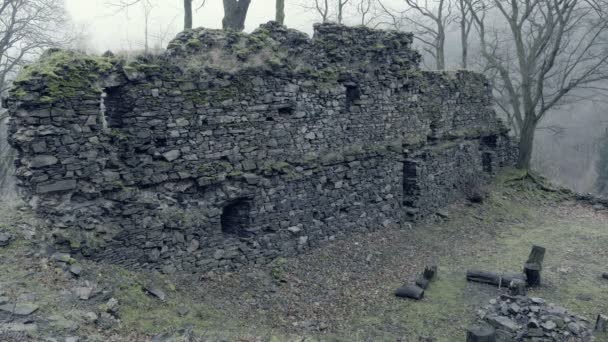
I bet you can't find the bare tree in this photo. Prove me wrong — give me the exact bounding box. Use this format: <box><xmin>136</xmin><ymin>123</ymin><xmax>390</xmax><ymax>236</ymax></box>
<box><xmin>276</xmin><ymin>0</ymin><xmax>285</xmax><ymax>25</ymax></box>
<box><xmin>222</xmin><ymin>0</ymin><xmax>252</xmax><ymax>31</ymax></box>
<box><xmin>306</xmin><ymin>0</ymin><xmax>331</xmax><ymax>23</ymax></box>
<box><xmin>455</xmin><ymin>0</ymin><xmax>474</xmax><ymax>68</ymax></box>
<box><xmin>0</xmin><ymin>0</ymin><xmax>71</xmax><ymax>94</ymax></box>
<box><xmin>467</xmin><ymin>0</ymin><xmax>608</xmax><ymax>170</ymax></box>
<box><xmin>356</xmin><ymin>0</ymin><xmax>375</xmax><ymax>26</ymax></box>
<box><xmin>378</xmin><ymin>0</ymin><xmax>452</xmax><ymax>70</ymax></box>
<box><xmin>109</xmin><ymin>0</ymin><xmax>206</xmax><ymax>30</ymax></box>
<box><xmin>338</xmin><ymin>0</ymin><xmax>351</xmax><ymax>23</ymax></box>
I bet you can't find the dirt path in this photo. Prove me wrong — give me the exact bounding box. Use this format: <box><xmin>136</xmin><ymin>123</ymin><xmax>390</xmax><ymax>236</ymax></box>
<box><xmin>1</xmin><ymin>176</ymin><xmax>607</xmax><ymax>341</ymax></box>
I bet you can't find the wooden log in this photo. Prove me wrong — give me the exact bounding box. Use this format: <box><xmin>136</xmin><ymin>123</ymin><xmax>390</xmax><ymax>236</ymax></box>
<box><xmin>596</xmin><ymin>314</ymin><xmax>608</xmax><ymax>332</ymax></box>
<box><xmin>423</xmin><ymin>264</ymin><xmax>438</xmax><ymax>280</ymax></box>
<box><xmin>509</xmin><ymin>279</ymin><xmax>527</xmax><ymax>296</ymax></box>
<box><xmin>416</xmin><ymin>277</ymin><xmax>430</xmax><ymax>290</ymax></box>
<box><xmin>526</xmin><ymin>245</ymin><xmax>546</xmax><ymax>265</ymax></box>
<box><xmin>466</xmin><ymin>323</ymin><xmax>496</xmax><ymax>342</ymax></box>
<box><xmin>395</xmin><ymin>284</ymin><xmax>424</xmax><ymax>300</ymax></box>
<box><xmin>524</xmin><ymin>262</ymin><xmax>542</xmax><ymax>287</ymax></box>
<box><xmin>466</xmin><ymin>270</ymin><xmax>526</xmax><ymax>288</ymax></box>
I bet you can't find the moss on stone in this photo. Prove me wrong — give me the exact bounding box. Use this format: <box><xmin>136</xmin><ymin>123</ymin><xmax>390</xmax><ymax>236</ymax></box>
<box><xmin>11</xmin><ymin>50</ymin><xmax>117</xmax><ymax>103</ymax></box>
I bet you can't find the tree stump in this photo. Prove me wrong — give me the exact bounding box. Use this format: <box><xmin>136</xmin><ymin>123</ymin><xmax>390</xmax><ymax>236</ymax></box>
<box><xmin>596</xmin><ymin>314</ymin><xmax>608</xmax><ymax>332</ymax></box>
<box><xmin>466</xmin><ymin>322</ymin><xmax>496</xmax><ymax>342</ymax></box>
<box><xmin>509</xmin><ymin>279</ymin><xmax>527</xmax><ymax>296</ymax></box>
<box><xmin>526</xmin><ymin>245</ymin><xmax>546</xmax><ymax>265</ymax></box>
<box><xmin>416</xmin><ymin>277</ymin><xmax>430</xmax><ymax>290</ymax></box>
<box><xmin>524</xmin><ymin>262</ymin><xmax>541</xmax><ymax>287</ymax></box>
<box><xmin>424</xmin><ymin>264</ymin><xmax>438</xmax><ymax>280</ymax></box>
<box><xmin>395</xmin><ymin>284</ymin><xmax>424</xmax><ymax>300</ymax></box>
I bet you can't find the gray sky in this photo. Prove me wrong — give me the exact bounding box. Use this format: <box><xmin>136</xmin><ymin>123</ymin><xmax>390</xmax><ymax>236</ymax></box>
<box><xmin>64</xmin><ymin>0</ymin><xmax>354</xmax><ymax>52</ymax></box>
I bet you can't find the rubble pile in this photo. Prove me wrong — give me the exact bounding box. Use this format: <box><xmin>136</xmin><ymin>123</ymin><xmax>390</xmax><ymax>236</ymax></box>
<box><xmin>477</xmin><ymin>295</ymin><xmax>594</xmax><ymax>341</ymax></box>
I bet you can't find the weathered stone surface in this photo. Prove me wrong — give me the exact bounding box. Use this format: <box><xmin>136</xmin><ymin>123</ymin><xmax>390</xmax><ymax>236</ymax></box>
<box><xmin>5</xmin><ymin>22</ymin><xmax>516</xmax><ymax>273</ymax></box>
<box><xmin>0</xmin><ymin>303</ymin><xmax>40</xmax><ymax>316</ymax></box>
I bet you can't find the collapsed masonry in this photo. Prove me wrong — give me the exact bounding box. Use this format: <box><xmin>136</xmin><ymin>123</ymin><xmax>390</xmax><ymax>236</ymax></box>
<box><xmin>4</xmin><ymin>22</ymin><xmax>515</xmax><ymax>272</ymax></box>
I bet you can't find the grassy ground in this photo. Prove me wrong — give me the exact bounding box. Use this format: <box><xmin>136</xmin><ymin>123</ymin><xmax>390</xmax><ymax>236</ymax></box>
<box><xmin>0</xmin><ymin>172</ymin><xmax>607</xmax><ymax>341</ymax></box>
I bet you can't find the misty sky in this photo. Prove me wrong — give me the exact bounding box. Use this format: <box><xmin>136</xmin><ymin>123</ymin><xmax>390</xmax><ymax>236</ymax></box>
<box><xmin>65</xmin><ymin>0</ymin><xmax>402</xmax><ymax>53</ymax></box>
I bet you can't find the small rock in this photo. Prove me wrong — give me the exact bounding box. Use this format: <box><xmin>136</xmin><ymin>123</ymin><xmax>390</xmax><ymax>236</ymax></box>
<box><xmin>144</xmin><ymin>284</ymin><xmax>166</xmax><ymax>301</ymax></box>
<box><xmin>602</xmin><ymin>272</ymin><xmax>608</xmax><ymax>280</ymax></box>
<box><xmin>530</xmin><ymin>297</ymin><xmax>545</xmax><ymax>304</ymax></box>
<box><xmin>0</xmin><ymin>297</ymin><xmax>8</xmax><ymax>305</ymax></box>
<box><xmin>65</xmin><ymin>337</ymin><xmax>80</xmax><ymax>342</ymax></box>
<box><xmin>575</xmin><ymin>294</ymin><xmax>592</xmax><ymax>301</ymax></box>
<box><xmin>74</xmin><ymin>287</ymin><xmax>93</xmax><ymax>300</ymax></box>
<box><xmin>541</xmin><ymin>320</ymin><xmax>557</xmax><ymax>330</ymax></box>
<box><xmin>567</xmin><ymin>322</ymin><xmax>581</xmax><ymax>335</ymax></box>
<box><xmin>106</xmin><ymin>298</ymin><xmax>119</xmax><ymax>313</ymax></box>
<box><xmin>287</xmin><ymin>226</ymin><xmax>302</xmax><ymax>234</ymax></box>
<box><xmin>69</xmin><ymin>264</ymin><xmax>82</xmax><ymax>276</ymax></box>
<box><xmin>83</xmin><ymin>311</ymin><xmax>98</xmax><ymax>324</ymax></box>
<box><xmin>435</xmin><ymin>209</ymin><xmax>449</xmax><ymax>218</ymax></box>
<box><xmin>0</xmin><ymin>233</ymin><xmax>10</xmax><ymax>247</ymax></box>
<box><xmin>176</xmin><ymin>306</ymin><xmax>189</xmax><ymax>317</ymax></box>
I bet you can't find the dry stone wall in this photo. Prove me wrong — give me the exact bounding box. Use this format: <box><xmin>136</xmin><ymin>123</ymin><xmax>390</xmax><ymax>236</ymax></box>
<box><xmin>4</xmin><ymin>22</ymin><xmax>515</xmax><ymax>272</ymax></box>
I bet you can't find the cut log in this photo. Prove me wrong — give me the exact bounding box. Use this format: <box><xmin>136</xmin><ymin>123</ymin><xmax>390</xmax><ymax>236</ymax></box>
<box><xmin>416</xmin><ymin>277</ymin><xmax>430</xmax><ymax>290</ymax></box>
<box><xmin>395</xmin><ymin>284</ymin><xmax>424</xmax><ymax>300</ymax></box>
<box><xmin>466</xmin><ymin>322</ymin><xmax>496</xmax><ymax>342</ymax></box>
<box><xmin>596</xmin><ymin>314</ymin><xmax>608</xmax><ymax>332</ymax></box>
<box><xmin>526</xmin><ymin>245</ymin><xmax>546</xmax><ymax>265</ymax></box>
<box><xmin>524</xmin><ymin>263</ymin><xmax>541</xmax><ymax>287</ymax></box>
<box><xmin>466</xmin><ymin>270</ymin><xmax>526</xmax><ymax>288</ymax></box>
<box><xmin>424</xmin><ymin>264</ymin><xmax>438</xmax><ymax>280</ymax></box>
<box><xmin>509</xmin><ymin>279</ymin><xmax>527</xmax><ymax>296</ymax></box>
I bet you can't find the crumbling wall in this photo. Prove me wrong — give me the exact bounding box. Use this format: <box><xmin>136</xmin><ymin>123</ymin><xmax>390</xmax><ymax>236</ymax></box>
<box><xmin>4</xmin><ymin>22</ymin><xmax>515</xmax><ymax>272</ymax></box>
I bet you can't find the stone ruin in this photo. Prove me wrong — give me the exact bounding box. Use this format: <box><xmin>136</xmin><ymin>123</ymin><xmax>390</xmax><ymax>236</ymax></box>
<box><xmin>476</xmin><ymin>295</ymin><xmax>594</xmax><ymax>341</ymax></box>
<box><xmin>4</xmin><ymin>22</ymin><xmax>515</xmax><ymax>272</ymax></box>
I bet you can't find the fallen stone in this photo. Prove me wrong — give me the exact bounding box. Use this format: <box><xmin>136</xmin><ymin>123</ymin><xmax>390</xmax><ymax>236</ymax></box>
<box><xmin>36</xmin><ymin>179</ymin><xmax>77</xmax><ymax>194</ymax></box>
<box><xmin>176</xmin><ymin>306</ymin><xmax>190</xmax><ymax>317</ymax></box>
<box><xmin>69</xmin><ymin>264</ymin><xmax>82</xmax><ymax>276</ymax></box>
<box><xmin>0</xmin><ymin>233</ymin><xmax>10</xmax><ymax>247</ymax></box>
<box><xmin>74</xmin><ymin>287</ymin><xmax>93</xmax><ymax>300</ymax></box>
<box><xmin>0</xmin><ymin>322</ymin><xmax>38</xmax><ymax>333</ymax></box>
<box><xmin>0</xmin><ymin>303</ymin><xmax>40</xmax><ymax>316</ymax></box>
<box><xmin>83</xmin><ymin>311</ymin><xmax>98</xmax><ymax>324</ymax></box>
<box><xmin>541</xmin><ymin>320</ymin><xmax>557</xmax><ymax>330</ymax></box>
<box><xmin>602</xmin><ymin>272</ymin><xmax>608</xmax><ymax>280</ymax></box>
<box><xmin>486</xmin><ymin>315</ymin><xmax>519</xmax><ymax>332</ymax></box>
<box><xmin>65</xmin><ymin>337</ymin><xmax>80</xmax><ymax>342</ymax></box>
<box><xmin>144</xmin><ymin>284</ymin><xmax>166</xmax><ymax>301</ymax></box>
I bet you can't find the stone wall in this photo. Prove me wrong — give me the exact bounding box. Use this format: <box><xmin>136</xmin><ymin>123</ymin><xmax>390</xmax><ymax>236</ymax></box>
<box><xmin>4</xmin><ymin>22</ymin><xmax>515</xmax><ymax>272</ymax></box>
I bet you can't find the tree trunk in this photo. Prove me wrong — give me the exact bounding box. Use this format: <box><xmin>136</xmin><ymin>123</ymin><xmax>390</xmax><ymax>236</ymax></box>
<box><xmin>184</xmin><ymin>0</ymin><xmax>193</xmax><ymax>29</ymax></box>
<box><xmin>222</xmin><ymin>0</ymin><xmax>252</xmax><ymax>31</ymax></box>
<box><xmin>466</xmin><ymin>270</ymin><xmax>525</xmax><ymax>288</ymax></box>
<box><xmin>394</xmin><ymin>284</ymin><xmax>425</xmax><ymax>300</ymax></box>
<box><xmin>436</xmin><ymin>28</ymin><xmax>446</xmax><ymax>70</ymax></box>
<box><xmin>516</xmin><ymin>115</ymin><xmax>537</xmax><ymax>170</ymax></box>
<box><xmin>275</xmin><ymin>0</ymin><xmax>285</xmax><ymax>25</ymax></box>
<box><xmin>460</xmin><ymin>3</ymin><xmax>467</xmax><ymax>69</ymax></box>
<box><xmin>466</xmin><ymin>323</ymin><xmax>496</xmax><ymax>342</ymax></box>
<box><xmin>524</xmin><ymin>263</ymin><xmax>541</xmax><ymax>287</ymax></box>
